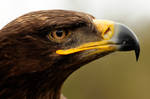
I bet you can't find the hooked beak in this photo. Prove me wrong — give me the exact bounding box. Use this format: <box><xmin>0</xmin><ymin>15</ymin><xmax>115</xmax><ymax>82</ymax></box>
<box><xmin>113</xmin><ymin>23</ymin><xmax>140</xmax><ymax>61</ymax></box>
<box><xmin>56</xmin><ymin>19</ymin><xmax>140</xmax><ymax>61</ymax></box>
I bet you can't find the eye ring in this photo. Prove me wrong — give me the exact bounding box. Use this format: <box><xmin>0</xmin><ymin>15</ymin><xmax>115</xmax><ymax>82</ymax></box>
<box><xmin>48</xmin><ymin>29</ymin><xmax>69</xmax><ymax>42</ymax></box>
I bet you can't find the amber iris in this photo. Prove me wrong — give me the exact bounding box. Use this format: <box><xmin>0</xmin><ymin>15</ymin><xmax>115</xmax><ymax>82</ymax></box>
<box><xmin>48</xmin><ymin>30</ymin><xmax>69</xmax><ymax>41</ymax></box>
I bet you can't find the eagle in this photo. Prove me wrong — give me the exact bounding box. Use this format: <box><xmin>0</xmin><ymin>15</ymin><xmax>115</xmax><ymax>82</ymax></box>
<box><xmin>0</xmin><ymin>10</ymin><xmax>140</xmax><ymax>99</ymax></box>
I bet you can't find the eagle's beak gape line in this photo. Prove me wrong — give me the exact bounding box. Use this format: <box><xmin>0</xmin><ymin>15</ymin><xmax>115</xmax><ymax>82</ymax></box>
<box><xmin>56</xmin><ymin>19</ymin><xmax>140</xmax><ymax>61</ymax></box>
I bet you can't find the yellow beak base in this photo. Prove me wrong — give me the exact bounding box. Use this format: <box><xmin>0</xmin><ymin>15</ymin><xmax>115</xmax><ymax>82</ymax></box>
<box><xmin>56</xmin><ymin>19</ymin><xmax>116</xmax><ymax>55</ymax></box>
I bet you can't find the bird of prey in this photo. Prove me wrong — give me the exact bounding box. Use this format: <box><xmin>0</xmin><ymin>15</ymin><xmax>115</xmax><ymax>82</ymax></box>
<box><xmin>0</xmin><ymin>10</ymin><xmax>140</xmax><ymax>99</ymax></box>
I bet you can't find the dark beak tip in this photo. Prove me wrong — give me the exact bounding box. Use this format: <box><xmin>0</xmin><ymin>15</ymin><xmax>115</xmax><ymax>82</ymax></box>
<box><xmin>135</xmin><ymin>44</ymin><xmax>140</xmax><ymax>61</ymax></box>
<box><xmin>135</xmin><ymin>50</ymin><xmax>139</xmax><ymax>61</ymax></box>
<box><xmin>115</xmin><ymin>23</ymin><xmax>140</xmax><ymax>61</ymax></box>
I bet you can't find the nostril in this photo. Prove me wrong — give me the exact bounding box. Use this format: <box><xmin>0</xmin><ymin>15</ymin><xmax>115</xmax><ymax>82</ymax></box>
<box><xmin>104</xmin><ymin>27</ymin><xmax>111</xmax><ymax>35</ymax></box>
<box><xmin>103</xmin><ymin>27</ymin><xmax>112</xmax><ymax>39</ymax></box>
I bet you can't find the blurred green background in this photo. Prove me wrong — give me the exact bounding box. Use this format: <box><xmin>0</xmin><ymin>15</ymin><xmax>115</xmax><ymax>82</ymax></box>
<box><xmin>0</xmin><ymin>0</ymin><xmax>150</xmax><ymax>99</ymax></box>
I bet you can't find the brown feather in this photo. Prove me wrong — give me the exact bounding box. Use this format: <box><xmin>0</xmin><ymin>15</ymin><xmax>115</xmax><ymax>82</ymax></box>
<box><xmin>0</xmin><ymin>10</ymin><xmax>102</xmax><ymax>99</ymax></box>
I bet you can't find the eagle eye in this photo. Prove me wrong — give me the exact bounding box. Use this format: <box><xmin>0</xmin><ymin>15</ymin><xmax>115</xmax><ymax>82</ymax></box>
<box><xmin>48</xmin><ymin>29</ymin><xmax>69</xmax><ymax>42</ymax></box>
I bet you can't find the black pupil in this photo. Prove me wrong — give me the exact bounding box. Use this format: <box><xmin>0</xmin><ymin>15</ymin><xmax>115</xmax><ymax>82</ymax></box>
<box><xmin>56</xmin><ymin>30</ymin><xmax>63</xmax><ymax>37</ymax></box>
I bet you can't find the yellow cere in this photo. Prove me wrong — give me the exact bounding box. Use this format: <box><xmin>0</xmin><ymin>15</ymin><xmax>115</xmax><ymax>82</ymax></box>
<box><xmin>93</xmin><ymin>19</ymin><xmax>114</xmax><ymax>40</ymax></box>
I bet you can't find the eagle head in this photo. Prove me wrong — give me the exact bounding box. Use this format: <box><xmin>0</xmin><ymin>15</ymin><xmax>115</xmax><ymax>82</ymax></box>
<box><xmin>0</xmin><ymin>10</ymin><xmax>140</xmax><ymax>99</ymax></box>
